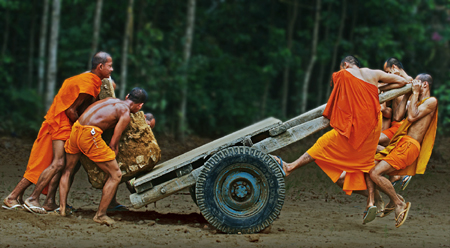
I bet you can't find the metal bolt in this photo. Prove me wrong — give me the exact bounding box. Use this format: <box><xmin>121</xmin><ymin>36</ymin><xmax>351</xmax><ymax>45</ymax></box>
<box><xmin>160</xmin><ymin>187</ymin><xmax>166</xmax><ymax>194</ymax></box>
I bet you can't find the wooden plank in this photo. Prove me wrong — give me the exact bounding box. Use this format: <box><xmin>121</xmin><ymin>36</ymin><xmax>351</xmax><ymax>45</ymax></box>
<box><xmin>269</xmin><ymin>84</ymin><xmax>412</xmax><ymax>137</ymax></box>
<box><xmin>379</xmin><ymin>84</ymin><xmax>412</xmax><ymax>103</ymax></box>
<box><xmin>130</xmin><ymin>168</ymin><xmax>201</xmax><ymax>208</ymax></box>
<box><xmin>133</xmin><ymin>117</ymin><xmax>282</xmax><ymax>189</ymax></box>
<box><xmin>254</xmin><ymin>117</ymin><xmax>330</xmax><ymax>154</ymax></box>
<box><xmin>258</xmin><ymin>84</ymin><xmax>413</xmax><ymax>153</ymax></box>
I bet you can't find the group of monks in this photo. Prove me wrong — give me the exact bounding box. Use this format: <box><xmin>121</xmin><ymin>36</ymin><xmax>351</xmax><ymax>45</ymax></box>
<box><xmin>1</xmin><ymin>53</ymin><xmax>438</xmax><ymax>229</ymax></box>
<box><xmin>275</xmin><ymin>56</ymin><xmax>437</xmax><ymax>228</ymax></box>
<box><xmin>2</xmin><ymin>52</ymin><xmax>154</xmax><ymax>225</ymax></box>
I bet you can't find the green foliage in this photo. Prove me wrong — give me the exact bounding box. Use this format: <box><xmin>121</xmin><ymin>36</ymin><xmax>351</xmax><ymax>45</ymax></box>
<box><xmin>0</xmin><ymin>0</ymin><xmax>449</xmax><ymax>137</ymax></box>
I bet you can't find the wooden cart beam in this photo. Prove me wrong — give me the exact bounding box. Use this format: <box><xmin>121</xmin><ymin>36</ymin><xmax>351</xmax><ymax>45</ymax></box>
<box><xmin>261</xmin><ymin>84</ymin><xmax>412</xmax><ymax>152</ymax></box>
<box><xmin>269</xmin><ymin>84</ymin><xmax>412</xmax><ymax>136</ymax></box>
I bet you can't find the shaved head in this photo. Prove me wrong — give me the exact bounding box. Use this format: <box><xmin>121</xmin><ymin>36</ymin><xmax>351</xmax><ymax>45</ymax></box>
<box><xmin>340</xmin><ymin>55</ymin><xmax>361</xmax><ymax>68</ymax></box>
<box><xmin>416</xmin><ymin>73</ymin><xmax>433</xmax><ymax>86</ymax></box>
<box><xmin>91</xmin><ymin>51</ymin><xmax>111</xmax><ymax>70</ymax></box>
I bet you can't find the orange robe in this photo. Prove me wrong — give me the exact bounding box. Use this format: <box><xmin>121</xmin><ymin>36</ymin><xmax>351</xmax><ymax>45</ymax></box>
<box><xmin>308</xmin><ymin>69</ymin><xmax>381</xmax><ymax>195</ymax></box>
<box><xmin>23</xmin><ymin>73</ymin><xmax>102</xmax><ymax>194</ymax></box>
<box><xmin>65</xmin><ymin>121</ymin><xmax>116</xmax><ymax>163</ymax></box>
<box><xmin>382</xmin><ymin>120</ymin><xmax>404</xmax><ymax>140</ymax></box>
<box><xmin>375</xmin><ymin>97</ymin><xmax>438</xmax><ymax>176</ymax></box>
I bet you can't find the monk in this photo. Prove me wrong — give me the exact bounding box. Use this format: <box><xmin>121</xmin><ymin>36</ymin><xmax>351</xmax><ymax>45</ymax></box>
<box><xmin>370</xmin><ymin>74</ymin><xmax>438</xmax><ymax>228</ymax></box>
<box><xmin>59</xmin><ymin>88</ymin><xmax>148</xmax><ymax>225</ymax></box>
<box><xmin>2</xmin><ymin>52</ymin><xmax>114</xmax><ymax>213</ymax></box>
<box><xmin>273</xmin><ymin>55</ymin><xmax>408</xmax><ymax>224</ymax></box>
<box><xmin>379</xmin><ymin>57</ymin><xmax>414</xmax><ymax>189</ymax></box>
<box><xmin>145</xmin><ymin>113</ymin><xmax>156</xmax><ymax>129</ymax></box>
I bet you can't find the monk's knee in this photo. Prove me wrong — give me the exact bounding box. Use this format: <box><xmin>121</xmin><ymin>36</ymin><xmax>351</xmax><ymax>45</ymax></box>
<box><xmin>49</xmin><ymin>158</ymin><xmax>65</xmax><ymax>173</ymax></box>
<box><xmin>110</xmin><ymin>170</ymin><xmax>122</xmax><ymax>183</ymax></box>
<box><xmin>369</xmin><ymin>168</ymin><xmax>381</xmax><ymax>181</ymax></box>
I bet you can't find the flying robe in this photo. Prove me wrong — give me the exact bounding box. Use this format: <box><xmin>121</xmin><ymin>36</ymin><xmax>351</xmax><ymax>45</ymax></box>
<box><xmin>307</xmin><ymin>69</ymin><xmax>381</xmax><ymax>195</ymax></box>
<box><xmin>23</xmin><ymin>73</ymin><xmax>102</xmax><ymax>194</ymax></box>
<box><xmin>375</xmin><ymin>97</ymin><xmax>438</xmax><ymax>176</ymax></box>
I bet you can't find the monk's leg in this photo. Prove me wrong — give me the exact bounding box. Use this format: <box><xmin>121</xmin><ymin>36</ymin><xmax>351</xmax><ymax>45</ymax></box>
<box><xmin>273</xmin><ymin>152</ymin><xmax>314</xmax><ymax>177</ymax></box>
<box><xmin>93</xmin><ymin>159</ymin><xmax>122</xmax><ymax>225</ymax></box>
<box><xmin>42</xmin><ymin>171</ymin><xmax>62</xmax><ymax>211</ymax></box>
<box><xmin>3</xmin><ymin>177</ymin><xmax>32</xmax><ymax>208</ymax></box>
<box><xmin>25</xmin><ymin>140</ymin><xmax>66</xmax><ymax>212</ymax></box>
<box><xmin>59</xmin><ymin>152</ymin><xmax>81</xmax><ymax>217</ymax></box>
<box><xmin>369</xmin><ymin>161</ymin><xmax>406</xmax><ymax>219</ymax></box>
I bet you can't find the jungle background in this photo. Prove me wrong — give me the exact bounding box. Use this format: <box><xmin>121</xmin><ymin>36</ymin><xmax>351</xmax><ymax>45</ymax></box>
<box><xmin>1</xmin><ymin>0</ymin><xmax>450</xmax><ymax>139</ymax></box>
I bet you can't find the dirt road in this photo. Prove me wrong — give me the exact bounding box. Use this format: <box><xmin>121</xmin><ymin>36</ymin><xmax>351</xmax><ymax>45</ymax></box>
<box><xmin>0</xmin><ymin>135</ymin><xmax>449</xmax><ymax>247</ymax></box>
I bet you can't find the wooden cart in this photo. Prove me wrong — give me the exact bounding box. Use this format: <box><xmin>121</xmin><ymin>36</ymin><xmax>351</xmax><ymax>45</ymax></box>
<box><xmin>129</xmin><ymin>85</ymin><xmax>412</xmax><ymax>234</ymax></box>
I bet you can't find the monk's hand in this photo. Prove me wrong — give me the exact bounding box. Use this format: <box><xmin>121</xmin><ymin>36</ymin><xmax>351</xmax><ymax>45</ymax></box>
<box><xmin>391</xmin><ymin>67</ymin><xmax>400</xmax><ymax>75</ymax></box>
<box><xmin>411</xmin><ymin>79</ymin><xmax>422</xmax><ymax>93</ymax></box>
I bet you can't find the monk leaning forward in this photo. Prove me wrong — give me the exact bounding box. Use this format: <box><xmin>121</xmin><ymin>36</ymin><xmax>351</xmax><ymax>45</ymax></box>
<box><xmin>2</xmin><ymin>52</ymin><xmax>114</xmax><ymax>214</ymax></box>
<box><xmin>59</xmin><ymin>88</ymin><xmax>148</xmax><ymax>225</ymax></box>
<box><xmin>379</xmin><ymin>57</ymin><xmax>415</xmax><ymax>189</ymax></box>
<box><xmin>370</xmin><ymin>74</ymin><xmax>438</xmax><ymax>228</ymax></box>
<box><xmin>273</xmin><ymin>55</ymin><xmax>408</xmax><ymax>224</ymax></box>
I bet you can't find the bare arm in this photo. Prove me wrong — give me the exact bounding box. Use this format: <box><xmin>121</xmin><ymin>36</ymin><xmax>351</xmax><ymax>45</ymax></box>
<box><xmin>376</xmin><ymin>70</ymin><xmax>409</xmax><ymax>85</ymax></box>
<box><xmin>65</xmin><ymin>93</ymin><xmax>94</xmax><ymax>123</ymax></box>
<box><xmin>407</xmin><ymin>80</ymin><xmax>437</xmax><ymax>123</ymax></box>
<box><xmin>393</xmin><ymin>92</ymin><xmax>411</xmax><ymax>122</ymax></box>
<box><xmin>381</xmin><ymin>104</ymin><xmax>392</xmax><ymax>119</ymax></box>
<box><xmin>109</xmin><ymin>108</ymin><xmax>131</xmax><ymax>155</ymax></box>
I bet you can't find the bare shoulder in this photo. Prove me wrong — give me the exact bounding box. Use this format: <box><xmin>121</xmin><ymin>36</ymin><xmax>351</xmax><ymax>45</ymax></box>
<box><xmin>424</xmin><ymin>97</ymin><xmax>438</xmax><ymax>108</ymax></box>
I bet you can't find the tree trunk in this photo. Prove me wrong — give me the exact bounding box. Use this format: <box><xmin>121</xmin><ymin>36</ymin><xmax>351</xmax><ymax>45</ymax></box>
<box><xmin>325</xmin><ymin>0</ymin><xmax>346</xmax><ymax>99</ymax></box>
<box><xmin>316</xmin><ymin>2</ymin><xmax>331</xmax><ymax>107</ymax></box>
<box><xmin>45</xmin><ymin>0</ymin><xmax>61</xmax><ymax>111</ymax></box>
<box><xmin>88</xmin><ymin>0</ymin><xmax>103</xmax><ymax>69</ymax></box>
<box><xmin>178</xmin><ymin>0</ymin><xmax>196</xmax><ymax>141</ymax></box>
<box><xmin>281</xmin><ymin>0</ymin><xmax>298</xmax><ymax>119</ymax></box>
<box><xmin>300</xmin><ymin>0</ymin><xmax>321</xmax><ymax>113</ymax></box>
<box><xmin>27</xmin><ymin>0</ymin><xmax>37</xmax><ymax>89</ymax></box>
<box><xmin>38</xmin><ymin>0</ymin><xmax>50</xmax><ymax>96</ymax></box>
<box><xmin>119</xmin><ymin>0</ymin><xmax>134</xmax><ymax>99</ymax></box>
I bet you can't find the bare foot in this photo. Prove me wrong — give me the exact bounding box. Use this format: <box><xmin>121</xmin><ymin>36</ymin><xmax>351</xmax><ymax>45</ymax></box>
<box><xmin>272</xmin><ymin>155</ymin><xmax>291</xmax><ymax>176</ymax></box>
<box><xmin>93</xmin><ymin>214</ymin><xmax>115</xmax><ymax>226</ymax></box>
<box><xmin>2</xmin><ymin>197</ymin><xmax>23</xmax><ymax>210</ymax></box>
<box><xmin>23</xmin><ymin>198</ymin><xmax>47</xmax><ymax>214</ymax></box>
<box><xmin>395</xmin><ymin>202</ymin><xmax>411</xmax><ymax>228</ymax></box>
<box><xmin>374</xmin><ymin>195</ymin><xmax>385</xmax><ymax>213</ymax></box>
<box><xmin>43</xmin><ymin>202</ymin><xmax>59</xmax><ymax>211</ymax></box>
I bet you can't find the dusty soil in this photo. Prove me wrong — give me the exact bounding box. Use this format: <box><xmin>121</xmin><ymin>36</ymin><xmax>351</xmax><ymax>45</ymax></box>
<box><xmin>0</xmin><ymin>133</ymin><xmax>449</xmax><ymax>248</ymax></box>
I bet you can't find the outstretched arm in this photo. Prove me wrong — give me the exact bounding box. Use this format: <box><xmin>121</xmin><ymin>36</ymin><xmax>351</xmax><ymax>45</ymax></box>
<box><xmin>109</xmin><ymin>107</ymin><xmax>131</xmax><ymax>155</ymax></box>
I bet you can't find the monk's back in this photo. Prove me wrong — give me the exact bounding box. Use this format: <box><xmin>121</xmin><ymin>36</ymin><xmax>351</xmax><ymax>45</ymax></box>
<box><xmin>78</xmin><ymin>98</ymin><xmax>128</xmax><ymax>131</ymax></box>
<box><xmin>345</xmin><ymin>68</ymin><xmax>380</xmax><ymax>86</ymax></box>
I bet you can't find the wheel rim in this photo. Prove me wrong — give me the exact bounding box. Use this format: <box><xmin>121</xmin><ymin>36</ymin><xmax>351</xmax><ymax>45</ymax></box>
<box><xmin>215</xmin><ymin>163</ymin><xmax>268</xmax><ymax>218</ymax></box>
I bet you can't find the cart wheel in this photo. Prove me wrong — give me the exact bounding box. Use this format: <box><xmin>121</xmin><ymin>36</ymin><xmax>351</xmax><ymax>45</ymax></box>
<box><xmin>196</xmin><ymin>146</ymin><xmax>285</xmax><ymax>234</ymax></box>
<box><xmin>189</xmin><ymin>185</ymin><xmax>198</xmax><ymax>206</ymax></box>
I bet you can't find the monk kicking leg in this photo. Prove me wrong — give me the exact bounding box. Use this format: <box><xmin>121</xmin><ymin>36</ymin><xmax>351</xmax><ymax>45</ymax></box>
<box><xmin>370</xmin><ymin>160</ymin><xmax>409</xmax><ymax>227</ymax></box>
<box><xmin>273</xmin><ymin>152</ymin><xmax>314</xmax><ymax>177</ymax></box>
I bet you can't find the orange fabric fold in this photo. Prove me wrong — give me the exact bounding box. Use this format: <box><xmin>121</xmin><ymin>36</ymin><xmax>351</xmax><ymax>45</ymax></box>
<box><xmin>23</xmin><ymin>72</ymin><xmax>102</xmax><ymax>194</ymax></box>
<box><xmin>376</xmin><ymin>97</ymin><xmax>438</xmax><ymax>176</ymax></box>
<box><xmin>23</xmin><ymin>112</ymin><xmax>72</xmax><ymax>195</ymax></box>
<box><xmin>382</xmin><ymin>136</ymin><xmax>420</xmax><ymax>171</ymax></box>
<box><xmin>65</xmin><ymin>121</ymin><xmax>116</xmax><ymax>163</ymax></box>
<box><xmin>45</xmin><ymin>72</ymin><xmax>102</xmax><ymax>129</ymax></box>
<box><xmin>382</xmin><ymin>120</ymin><xmax>404</xmax><ymax>140</ymax></box>
<box><xmin>308</xmin><ymin>113</ymin><xmax>382</xmax><ymax>195</ymax></box>
<box><xmin>323</xmin><ymin>70</ymin><xmax>381</xmax><ymax>151</ymax></box>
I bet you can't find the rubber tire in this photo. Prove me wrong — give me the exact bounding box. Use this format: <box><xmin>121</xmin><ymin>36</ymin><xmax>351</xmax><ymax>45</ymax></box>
<box><xmin>196</xmin><ymin>146</ymin><xmax>285</xmax><ymax>234</ymax></box>
<box><xmin>189</xmin><ymin>185</ymin><xmax>198</xmax><ymax>206</ymax></box>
